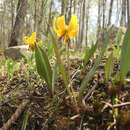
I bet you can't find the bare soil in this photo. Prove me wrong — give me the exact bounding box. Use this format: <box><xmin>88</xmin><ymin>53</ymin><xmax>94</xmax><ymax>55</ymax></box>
<box><xmin>0</xmin><ymin>53</ymin><xmax>130</xmax><ymax>130</ymax></box>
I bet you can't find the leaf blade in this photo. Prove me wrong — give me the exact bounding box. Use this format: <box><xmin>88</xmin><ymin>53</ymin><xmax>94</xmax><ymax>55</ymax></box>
<box><xmin>120</xmin><ymin>23</ymin><xmax>130</xmax><ymax>79</ymax></box>
<box><xmin>104</xmin><ymin>53</ymin><xmax>114</xmax><ymax>82</ymax></box>
<box><xmin>79</xmin><ymin>27</ymin><xmax>112</xmax><ymax>100</ymax></box>
<box><xmin>35</xmin><ymin>45</ymin><xmax>52</xmax><ymax>92</ymax></box>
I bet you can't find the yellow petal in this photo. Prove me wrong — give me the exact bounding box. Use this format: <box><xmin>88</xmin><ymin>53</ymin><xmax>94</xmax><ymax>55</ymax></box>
<box><xmin>68</xmin><ymin>26</ymin><xmax>78</xmax><ymax>38</ymax></box>
<box><xmin>37</xmin><ymin>40</ymin><xmax>42</xmax><ymax>46</ymax></box>
<box><xmin>68</xmin><ymin>14</ymin><xmax>78</xmax><ymax>30</ymax></box>
<box><xmin>53</xmin><ymin>17</ymin><xmax>61</xmax><ymax>36</ymax></box>
<box><xmin>29</xmin><ymin>32</ymin><xmax>36</xmax><ymax>45</ymax></box>
<box><xmin>53</xmin><ymin>16</ymin><xmax>66</xmax><ymax>37</ymax></box>
<box><xmin>23</xmin><ymin>36</ymin><xmax>29</xmax><ymax>45</ymax></box>
<box><xmin>67</xmin><ymin>14</ymin><xmax>79</xmax><ymax>38</ymax></box>
<box><xmin>57</xmin><ymin>16</ymin><xmax>66</xmax><ymax>32</ymax></box>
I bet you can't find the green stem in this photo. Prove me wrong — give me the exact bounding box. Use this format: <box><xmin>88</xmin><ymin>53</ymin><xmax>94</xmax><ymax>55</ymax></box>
<box><xmin>112</xmin><ymin>95</ymin><xmax>118</xmax><ymax>118</ymax></box>
<box><xmin>50</xmin><ymin>29</ymin><xmax>72</xmax><ymax>100</ymax></box>
<box><xmin>66</xmin><ymin>42</ymin><xmax>77</xmax><ymax>105</ymax></box>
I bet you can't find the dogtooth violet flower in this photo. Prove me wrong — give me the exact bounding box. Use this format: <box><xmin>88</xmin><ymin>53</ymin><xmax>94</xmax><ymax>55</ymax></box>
<box><xmin>23</xmin><ymin>32</ymin><xmax>42</xmax><ymax>51</ymax></box>
<box><xmin>53</xmin><ymin>14</ymin><xmax>79</xmax><ymax>43</ymax></box>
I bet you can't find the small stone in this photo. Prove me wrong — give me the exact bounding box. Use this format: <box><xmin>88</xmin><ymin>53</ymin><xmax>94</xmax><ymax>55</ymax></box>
<box><xmin>4</xmin><ymin>45</ymin><xmax>31</xmax><ymax>60</ymax></box>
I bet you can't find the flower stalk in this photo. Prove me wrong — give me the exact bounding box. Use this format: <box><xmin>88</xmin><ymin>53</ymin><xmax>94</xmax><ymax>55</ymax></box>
<box><xmin>50</xmin><ymin>29</ymin><xmax>73</xmax><ymax>101</ymax></box>
<box><xmin>66</xmin><ymin>40</ymin><xmax>77</xmax><ymax>105</ymax></box>
<box><xmin>52</xmin><ymin>14</ymin><xmax>79</xmax><ymax>103</ymax></box>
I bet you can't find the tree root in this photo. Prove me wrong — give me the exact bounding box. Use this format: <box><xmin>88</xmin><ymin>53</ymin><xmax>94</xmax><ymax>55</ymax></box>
<box><xmin>0</xmin><ymin>99</ymin><xmax>30</xmax><ymax>130</ymax></box>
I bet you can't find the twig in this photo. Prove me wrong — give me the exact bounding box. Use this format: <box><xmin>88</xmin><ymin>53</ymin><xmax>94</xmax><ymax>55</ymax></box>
<box><xmin>78</xmin><ymin>114</ymin><xmax>84</xmax><ymax>130</ymax></box>
<box><xmin>71</xmin><ymin>67</ymin><xmax>80</xmax><ymax>81</ymax></box>
<box><xmin>107</xmin><ymin>121</ymin><xmax>116</xmax><ymax>130</ymax></box>
<box><xmin>70</xmin><ymin>114</ymin><xmax>80</xmax><ymax>120</ymax></box>
<box><xmin>112</xmin><ymin>102</ymin><xmax>130</xmax><ymax>108</ymax></box>
<box><xmin>82</xmin><ymin>83</ymin><xmax>97</xmax><ymax>105</ymax></box>
<box><xmin>0</xmin><ymin>94</ymin><xmax>27</xmax><ymax>106</ymax></box>
<box><xmin>0</xmin><ymin>99</ymin><xmax>30</xmax><ymax>130</ymax></box>
<box><xmin>101</xmin><ymin>101</ymin><xmax>130</xmax><ymax>109</ymax></box>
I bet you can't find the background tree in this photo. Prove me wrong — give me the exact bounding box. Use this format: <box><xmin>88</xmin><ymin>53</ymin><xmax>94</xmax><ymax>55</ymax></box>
<box><xmin>0</xmin><ymin>0</ymin><xmax>128</xmax><ymax>49</ymax></box>
<box><xmin>34</xmin><ymin>0</ymin><xmax>39</xmax><ymax>33</ymax></box>
<box><xmin>97</xmin><ymin>0</ymin><xmax>101</xmax><ymax>40</ymax></box>
<box><xmin>9</xmin><ymin>0</ymin><xmax>27</xmax><ymax>47</ymax></box>
<box><xmin>120</xmin><ymin>0</ymin><xmax>126</xmax><ymax>26</ymax></box>
<box><xmin>102</xmin><ymin>0</ymin><xmax>107</xmax><ymax>42</ymax></box>
<box><xmin>85</xmin><ymin>0</ymin><xmax>90</xmax><ymax>45</ymax></box>
<box><xmin>127</xmin><ymin>0</ymin><xmax>130</xmax><ymax>24</ymax></box>
<box><xmin>61</xmin><ymin>0</ymin><xmax>66</xmax><ymax>15</ymax></box>
<box><xmin>108</xmin><ymin>0</ymin><xmax>114</xmax><ymax>26</ymax></box>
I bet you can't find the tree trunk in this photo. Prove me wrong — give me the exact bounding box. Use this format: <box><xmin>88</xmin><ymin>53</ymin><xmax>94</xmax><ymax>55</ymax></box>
<box><xmin>74</xmin><ymin>0</ymin><xmax>78</xmax><ymax>50</ymax></box>
<box><xmin>61</xmin><ymin>0</ymin><xmax>65</xmax><ymax>15</ymax></box>
<box><xmin>76</xmin><ymin>2</ymin><xmax>82</xmax><ymax>49</ymax></box>
<box><xmin>65</xmin><ymin>0</ymin><xmax>70</xmax><ymax>24</ymax></box>
<box><xmin>11</xmin><ymin>0</ymin><xmax>15</xmax><ymax>30</ymax></box>
<box><xmin>108</xmin><ymin>0</ymin><xmax>114</xmax><ymax>26</ymax></box>
<box><xmin>103</xmin><ymin>0</ymin><xmax>106</xmax><ymax>29</ymax></box>
<box><xmin>74</xmin><ymin>0</ymin><xmax>76</xmax><ymax>14</ymax></box>
<box><xmin>120</xmin><ymin>0</ymin><xmax>126</xmax><ymax>26</ymax></box>
<box><xmin>79</xmin><ymin>0</ymin><xmax>86</xmax><ymax>49</ymax></box>
<box><xmin>37</xmin><ymin>0</ymin><xmax>46</xmax><ymax>39</ymax></box>
<box><xmin>67</xmin><ymin>0</ymin><xmax>72</xmax><ymax>23</ymax></box>
<box><xmin>102</xmin><ymin>0</ymin><xmax>106</xmax><ymax>42</ymax></box>
<box><xmin>97</xmin><ymin>0</ymin><xmax>101</xmax><ymax>40</ymax></box>
<box><xmin>9</xmin><ymin>0</ymin><xmax>27</xmax><ymax>47</ymax></box>
<box><xmin>86</xmin><ymin>0</ymin><xmax>90</xmax><ymax>46</ymax></box>
<box><xmin>1</xmin><ymin>1</ymin><xmax>6</xmax><ymax>47</ymax></box>
<box><xmin>34</xmin><ymin>0</ymin><xmax>39</xmax><ymax>33</ymax></box>
<box><xmin>127</xmin><ymin>0</ymin><xmax>130</xmax><ymax>24</ymax></box>
<box><xmin>46</xmin><ymin>0</ymin><xmax>53</xmax><ymax>35</ymax></box>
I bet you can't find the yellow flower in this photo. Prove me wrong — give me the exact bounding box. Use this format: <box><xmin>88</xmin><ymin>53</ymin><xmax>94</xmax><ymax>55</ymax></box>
<box><xmin>23</xmin><ymin>32</ymin><xmax>42</xmax><ymax>52</ymax></box>
<box><xmin>36</xmin><ymin>40</ymin><xmax>42</xmax><ymax>46</ymax></box>
<box><xmin>23</xmin><ymin>36</ymin><xmax>29</xmax><ymax>45</ymax></box>
<box><xmin>29</xmin><ymin>32</ymin><xmax>36</xmax><ymax>46</ymax></box>
<box><xmin>53</xmin><ymin>14</ymin><xmax>79</xmax><ymax>43</ymax></box>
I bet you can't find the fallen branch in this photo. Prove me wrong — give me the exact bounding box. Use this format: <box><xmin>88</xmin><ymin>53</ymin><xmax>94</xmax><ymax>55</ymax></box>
<box><xmin>0</xmin><ymin>99</ymin><xmax>30</xmax><ymax>130</ymax></box>
<box><xmin>82</xmin><ymin>83</ymin><xmax>97</xmax><ymax>105</ymax></box>
<box><xmin>112</xmin><ymin>102</ymin><xmax>130</xmax><ymax>108</ymax></box>
<box><xmin>101</xmin><ymin>101</ymin><xmax>130</xmax><ymax>109</ymax></box>
<box><xmin>0</xmin><ymin>93</ymin><xmax>27</xmax><ymax>106</ymax></box>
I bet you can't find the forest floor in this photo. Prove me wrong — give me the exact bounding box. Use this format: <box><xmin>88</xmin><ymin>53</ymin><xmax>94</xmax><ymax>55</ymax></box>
<box><xmin>0</xmin><ymin>50</ymin><xmax>130</xmax><ymax>130</ymax></box>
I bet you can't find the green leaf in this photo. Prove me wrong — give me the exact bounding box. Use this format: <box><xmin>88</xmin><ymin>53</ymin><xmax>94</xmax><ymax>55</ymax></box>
<box><xmin>0</xmin><ymin>87</ymin><xmax>3</xmax><ymax>91</ymax></box>
<box><xmin>116</xmin><ymin>29</ymin><xmax>122</xmax><ymax>47</ymax></box>
<box><xmin>83</xmin><ymin>42</ymin><xmax>98</xmax><ymax>71</ymax></box>
<box><xmin>6</xmin><ymin>59</ymin><xmax>20</xmax><ymax>78</ymax></box>
<box><xmin>45</xmin><ymin>42</ymin><xmax>54</xmax><ymax>58</ymax></box>
<box><xmin>111</xmin><ymin>44</ymin><xmax>120</xmax><ymax>59</ymax></box>
<box><xmin>120</xmin><ymin>23</ymin><xmax>130</xmax><ymax>79</ymax></box>
<box><xmin>35</xmin><ymin>45</ymin><xmax>52</xmax><ymax>92</ymax></box>
<box><xmin>79</xmin><ymin>27</ymin><xmax>112</xmax><ymax>100</ymax></box>
<box><xmin>104</xmin><ymin>53</ymin><xmax>114</xmax><ymax>83</ymax></box>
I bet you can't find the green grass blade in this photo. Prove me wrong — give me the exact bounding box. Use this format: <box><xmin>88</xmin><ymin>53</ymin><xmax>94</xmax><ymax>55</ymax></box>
<box><xmin>83</xmin><ymin>41</ymin><xmax>98</xmax><ymax>71</ymax></box>
<box><xmin>79</xmin><ymin>27</ymin><xmax>112</xmax><ymax>100</ymax></box>
<box><xmin>21</xmin><ymin>108</ymin><xmax>29</xmax><ymax>130</ymax></box>
<box><xmin>35</xmin><ymin>45</ymin><xmax>52</xmax><ymax>92</ymax></box>
<box><xmin>120</xmin><ymin>23</ymin><xmax>130</xmax><ymax>79</ymax></box>
<box><xmin>116</xmin><ymin>29</ymin><xmax>122</xmax><ymax>47</ymax></box>
<box><xmin>104</xmin><ymin>53</ymin><xmax>114</xmax><ymax>83</ymax></box>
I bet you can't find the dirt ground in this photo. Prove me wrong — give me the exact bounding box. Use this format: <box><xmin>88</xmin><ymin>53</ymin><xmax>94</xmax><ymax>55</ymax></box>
<box><xmin>0</xmin><ymin>53</ymin><xmax>130</xmax><ymax>130</ymax></box>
